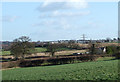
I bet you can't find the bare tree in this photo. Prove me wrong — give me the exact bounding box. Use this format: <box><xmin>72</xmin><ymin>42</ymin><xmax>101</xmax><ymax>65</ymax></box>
<box><xmin>46</xmin><ymin>43</ymin><xmax>59</xmax><ymax>57</ymax></box>
<box><xmin>10</xmin><ymin>36</ymin><xmax>35</xmax><ymax>60</ymax></box>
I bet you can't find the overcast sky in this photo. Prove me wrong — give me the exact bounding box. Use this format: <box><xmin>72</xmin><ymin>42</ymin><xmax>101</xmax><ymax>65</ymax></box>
<box><xmin>2</xmin><ymin>1</ymin><xmax>118</xmax><ymax>41</ymax></box>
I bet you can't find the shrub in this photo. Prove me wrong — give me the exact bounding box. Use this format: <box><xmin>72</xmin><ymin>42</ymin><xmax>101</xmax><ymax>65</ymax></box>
<box><xmin>2</xmin><ymin>61</ymin><xmax>19</xmax><ymax>68</ymax></box>
<box><xmin>77</xmin><ymin>55</ymin><xmax>98</xmax><ymax>62</ymax></box>
<box><xmin>19</xmin><ymin>59</ymin><xmax>44</xmax><ymax>67</ymax></box>
<box><xmin>106</xmin><ymin>45</ymin><xmax>119</xmax><ymax>56</ymax></box>
<box><xmin>2</xmin><ymin>55</ymin><xmax>99</xmax><ymax>68</ymax></box>
<box><xmin>6</xmin><ymin>62</ymin><xmax>14</xmax><ymax>68</ymax></box>
<box><xmin>115</xmin><ymin>52</ymin><xmax>120</xmax><ymax>59</ymax></box>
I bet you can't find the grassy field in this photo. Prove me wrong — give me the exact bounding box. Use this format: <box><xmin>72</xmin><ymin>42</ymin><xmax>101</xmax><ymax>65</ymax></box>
<box><xmin>96</xmin><ymin>57</ymin><xmax>116</xmax><ymax>61</ymax></box>
<box><xmin>31</xmin><ymin>47</ymin><xmax>47</xmax><ymax>53</ymax></box>
<box><xmin>2</xmin><ymin>58</ymin><xmax>119</xmax><ymax>80</ymax></box>
<box><xmin>1</xmin><ymin>51</ymin><xmax>11</xmax><ymax>55</ymax></box>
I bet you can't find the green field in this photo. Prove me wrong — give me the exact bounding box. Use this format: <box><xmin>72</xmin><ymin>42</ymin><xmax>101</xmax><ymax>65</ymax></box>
<box><xmin>30</xmin><ymin>47</ymin><xmax>47</xmax><ymax>53</ymax></box>
<box><xmin>1</xmin><ymin>48</ymin><xmax>47</xmax><ymax>55</ymax></box>
<box><xmin>96</xmin><ymin>57</ymin><xmax>116</xmax><ymax>61</ymax></box>
<box><xmin>2</xmin><ymin>59</ymin><xmax>119</xmax><ymax>80</ymax></box>
<box><xmin>1</xmin><ymin>51</ymin><xmax>11</xmax><ymax>55</ymax></box>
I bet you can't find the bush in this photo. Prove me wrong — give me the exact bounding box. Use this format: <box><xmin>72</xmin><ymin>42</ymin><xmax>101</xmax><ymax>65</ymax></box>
<box><xmin>2</xmin><ymin>55</ymin><xmax>99</xmax><ymax>68</ymax></box>
<box><xmin>76</xmin><ymin>55</ymin><xmax>98</xmax><ymax>62</ymax></box>
<box><xmin>89</xmin><ymin>55</ymin><xmax>98</xmax><ymax>61</ymax></box>
<box><xmin>46</xmin><ymin>58</ymin><xmax>75</xmax><ymax>65</ymax></box>
<box><xmin>115</xmin><ymin>52</ymin><xmax>120</xmax><ymax>59</ymax></box>
<box><xmin>2</xmin><ymin>61</ymin><xmax>20</xmax><ymax>68</ymax></box>
<box><xmin>106</xmin><ymin>46</ymin><xmax>118</xmax><ymax>56</ymax></box>
<box><xmin>19</xmin><ymin>56</ymin><xmax>98</xmax><ymax>67</ymax></box>
<box><xmin>19</xmin><ymin>59</ymin><xmax>44</xmax><ymax>67</ymax></box>
<box><xmin>6</xmin><ymin>62</ymin><xmax>14</xmax><ymax>68</ymax></box>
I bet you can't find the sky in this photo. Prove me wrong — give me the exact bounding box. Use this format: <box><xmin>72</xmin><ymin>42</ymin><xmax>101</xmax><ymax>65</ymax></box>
<box><xmin>2</xmin><ymin>1</ymin><xmax>118</xmax><ymax>41</ymax></box>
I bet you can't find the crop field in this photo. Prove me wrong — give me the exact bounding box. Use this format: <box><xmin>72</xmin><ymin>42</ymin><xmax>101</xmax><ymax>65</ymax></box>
<box><xmin>2</xmin><ymin>59</ymin><xmax>119</xmax><ymax>80</ymax></box>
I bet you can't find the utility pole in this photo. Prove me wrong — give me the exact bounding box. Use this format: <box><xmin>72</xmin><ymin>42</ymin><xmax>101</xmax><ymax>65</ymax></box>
<box><xmin>81</xmin><ymin>34</ymin><xmax>87</xmax><ymax>44</ymax></box>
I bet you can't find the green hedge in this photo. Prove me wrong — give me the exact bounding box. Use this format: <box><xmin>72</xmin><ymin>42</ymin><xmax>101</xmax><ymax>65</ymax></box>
<box><xmin>18</xmin><ymin>55</ymin><xmax>98</xmax><ymax>67</ymax></box>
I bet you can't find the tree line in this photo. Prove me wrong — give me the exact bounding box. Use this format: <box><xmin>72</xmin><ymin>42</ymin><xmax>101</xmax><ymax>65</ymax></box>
<box><xmin>10</xmin><ymin>36</ymin><xmax>120</xmax><ymax>60</ymax></box>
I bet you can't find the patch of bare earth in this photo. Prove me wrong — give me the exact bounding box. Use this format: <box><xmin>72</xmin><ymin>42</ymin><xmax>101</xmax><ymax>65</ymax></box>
<box><xmin>55</xmin><ymin>50</ymin><xmax>86</xmax><ymax>56</ymax></box>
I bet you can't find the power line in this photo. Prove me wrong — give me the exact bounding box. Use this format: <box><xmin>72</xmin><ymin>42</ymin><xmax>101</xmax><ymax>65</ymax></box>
<box><xmin>81</xmin><ymin>34</ymin><xmax>87</xmax><ymax>44</ymax></box>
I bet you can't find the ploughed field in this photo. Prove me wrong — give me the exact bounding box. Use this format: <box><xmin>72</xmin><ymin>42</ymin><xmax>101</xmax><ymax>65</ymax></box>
<box><xmin>2</xmin><ymin>58</ymin><xmax>119</xmax><ymax>80</ymax></box>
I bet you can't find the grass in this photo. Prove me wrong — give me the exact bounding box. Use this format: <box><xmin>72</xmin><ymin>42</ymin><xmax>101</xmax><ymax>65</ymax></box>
<box><xmin>2</xmin><ymin>59</ymin><xmax>119</xmax><ymax>80</ymax></box>
<box><xmin>31</xmin><ymin>47</ymin><xmax>47</xmax><ymax>53</ymax></box>
<box><xmin>97</xmin><ymin>57</ymin><xmax>116</xmax><ymax>61</ymax></box>
<box><xmin>1</xmin><ymin>51</ymin><xmax>11</xmax><ymax>55</ymax></box>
